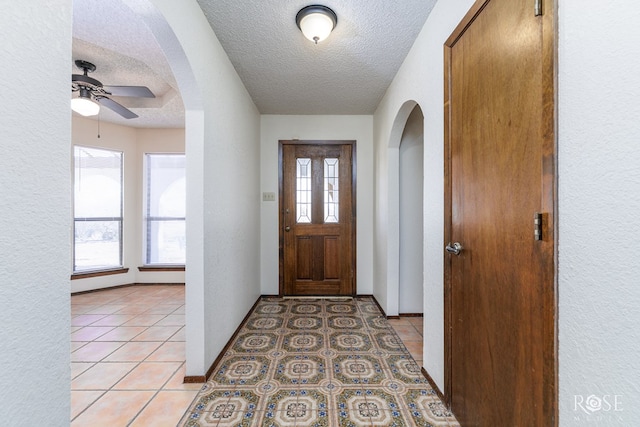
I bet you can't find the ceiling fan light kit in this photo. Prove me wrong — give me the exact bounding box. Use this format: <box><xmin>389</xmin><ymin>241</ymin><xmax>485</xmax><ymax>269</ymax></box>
<box><xmin>296</xmin><ymin>5</ymin><xmax>337</xmax><ymax>44</ymax></box>
<box><xmin>70</xmin><ymin>59</ymin><xmax>155</xmax><ymax>119</ymax></box>
<box><xmin>71</xmin><ymin>88</ymin><xmax>100</xmax><ymax>116</ymax></box>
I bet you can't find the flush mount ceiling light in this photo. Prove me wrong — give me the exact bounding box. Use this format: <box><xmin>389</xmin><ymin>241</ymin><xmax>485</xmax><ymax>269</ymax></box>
<box><xmin>71</xmin><ymin>88</ymin><xmax>100</xmax><ymax>117</ymax></box>
<box><xmin>296</xmin><ymin>5</ymin><xmax>337</xmax><ymax>44</ymax></box>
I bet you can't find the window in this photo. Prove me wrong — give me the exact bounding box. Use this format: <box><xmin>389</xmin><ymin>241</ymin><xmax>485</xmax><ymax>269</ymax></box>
<box><xmin>73</xmin><ymin>146</ymin><xmax>123</xmax><ymax>272</ymax></box>
<box><xmin>144</xmin><ymin>153</ymin><xmax>185</xmax><ymax>265</ymax></box>
<box><xmin>324</xmin><ymin>158</ymin><xmax>339</xmax><ymax>223</ymax></box>
<box><xmin>296</xmin><ymin>158</ymin><xmax>312</xmax><ymax>223</ymax></box>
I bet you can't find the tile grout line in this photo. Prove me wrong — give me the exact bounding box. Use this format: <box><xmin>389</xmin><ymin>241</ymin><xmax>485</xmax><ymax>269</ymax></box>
<box><xmin>354</xmin><ymin>300</ymin><xmax>377</xmax><ymax>427</ymax></box>
<box><xmin>126</xmin><ymin>361</ymin><xmax>200</xmax><ymax>427</ymax></box>
<box><xmin>71</xmin><ymin>286</ymin><xmax>187</xmax><ymax>425</ymax></box>
<box><xmin>180</xmin><ymin>296</ymin><xmax>459</xmax><ymax>426</ymax></box>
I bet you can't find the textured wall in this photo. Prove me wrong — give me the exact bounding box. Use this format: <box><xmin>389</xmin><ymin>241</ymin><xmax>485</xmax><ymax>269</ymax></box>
<box><xmin>259</xmin><ymin>115</ymin><xmax>375</xmax><ymax>296</ymax></box>
<box><xmin>142</xmin><ymin>0</ymin><xmax>262</xmax><ymax>377</ymax></box>
<box><xmin>558</xmin><ymin>0</ymin><xmax>640</xmax><ymax>424</ymax></box>
<box><xmin>0</xmin><ymin>1</ymin><xmax>72</xmax><ymax>425</ymax></box>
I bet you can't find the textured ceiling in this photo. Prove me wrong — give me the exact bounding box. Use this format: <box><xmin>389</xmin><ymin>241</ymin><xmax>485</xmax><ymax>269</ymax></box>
<box><xmin>197</xmin><ymin>0</ymin><xmax>437</xmax><ymax>114</ymax></box>
<box><xmin>72</xmin><ymin>0</ymin><xmax>184</xmax><ymax>128</ymax></box>
<box><xmin>72</xmin><ymin>0</ymin><xmax>437</xmax><ymax>127</ymax></box>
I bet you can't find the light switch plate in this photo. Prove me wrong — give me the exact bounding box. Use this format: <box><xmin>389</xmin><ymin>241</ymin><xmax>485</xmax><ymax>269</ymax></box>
<box><xmin>262</xmin><ymin>192</ymin><xmax>276</xmax><ymax>202</ymax></box>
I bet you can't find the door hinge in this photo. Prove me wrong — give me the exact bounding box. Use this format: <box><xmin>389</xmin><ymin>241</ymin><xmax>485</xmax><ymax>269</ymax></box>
<box><xmin>534</xmin><ymin>0</ymin><xmax>543</xmax><ymax>16</ymax></box>
<box><xmin>534</xmin><ymin>212</ymin><xmax>544</xmax><ymax>241</ymax></box>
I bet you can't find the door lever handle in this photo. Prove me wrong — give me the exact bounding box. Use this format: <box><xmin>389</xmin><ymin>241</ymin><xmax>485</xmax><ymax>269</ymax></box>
<box><xmin>445</xmin><ymin>242</ymin><xmax>463</xmax><ymax>256</ymax></box>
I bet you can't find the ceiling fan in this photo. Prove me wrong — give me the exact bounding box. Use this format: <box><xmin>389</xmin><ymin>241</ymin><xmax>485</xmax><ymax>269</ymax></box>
<box><xmin>71</xmin><ymin>59</ymin><xmax>155</xmax><ymax>119</ymax></box>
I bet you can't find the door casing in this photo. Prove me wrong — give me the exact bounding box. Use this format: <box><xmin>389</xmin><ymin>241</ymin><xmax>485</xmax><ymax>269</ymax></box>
<box><xmin>278</xmin><ymin>140</ymin><xmax>357</xmax><ymax>296</ymax></box>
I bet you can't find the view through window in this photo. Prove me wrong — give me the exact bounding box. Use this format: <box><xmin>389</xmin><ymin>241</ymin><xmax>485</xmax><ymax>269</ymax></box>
<box><xmin>144</xmin><ymin>153</ymin><xmax>185</xmax><ymax>265</ymax></box>
<box><xmin>73</xmin><ymin>146</ymin><xmax>123</xmax><ymax>272</ymax></box>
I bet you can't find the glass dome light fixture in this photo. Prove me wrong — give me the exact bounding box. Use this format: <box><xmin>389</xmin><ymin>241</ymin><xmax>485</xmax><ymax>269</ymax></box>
<box><xmin>296</xmin><ymin>5</ymin><xmax>338</xmax><ymax>44</ymax></box>
<box><xmin>71</xmin><ymin>87</ymin><xmax>100</xmax><ymax>117</ymax></box>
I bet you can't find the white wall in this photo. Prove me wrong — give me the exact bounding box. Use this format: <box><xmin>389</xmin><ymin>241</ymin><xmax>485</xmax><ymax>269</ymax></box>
<box><xmin>558</xmin><ymin>0</ymin><xmax>640</xmax><ymax>424</ymax></box>
<box><xmin>3</xmin><ymin>0</ymin><xmax>637</xmax><ymax>422</ymax></box>
<box><xmin>374</xmin><ymin>0</ymin><xmax>640</xmax><ymax>424</ymax></box>
<box><xmin>260</xmin><ymin>115</ymin><xmax>374</xmax><ymax>295</ymax></box>
<box><xmin>0</xmin><ymin>1</ymin><xmax>71</xmax><ymax>425</ymax></box>
<box><xmin>70</xmin><ymin>117</ymin><xmax>185</xmax><ymax>293</ymax></box>
<box><xmin>399</xmin><ymin>106</ymin><xmax>424</xmax><ymax>314</ymax></box>
<box><xmin>142</xmin><ymin>0</ymin><xmax>262</xmax><ymax>377</ymax></box>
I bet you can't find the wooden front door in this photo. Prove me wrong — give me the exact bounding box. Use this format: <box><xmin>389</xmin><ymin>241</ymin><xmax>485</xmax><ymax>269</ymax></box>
<box><xmin>280</xmin><ymin>142</ymin><xmax>355</xmax><ymax>296</ymax></box>
<box><xmin>444</xmin><ymin>0</ymin><xmax>556</xmax><ymax>425</ymax></box>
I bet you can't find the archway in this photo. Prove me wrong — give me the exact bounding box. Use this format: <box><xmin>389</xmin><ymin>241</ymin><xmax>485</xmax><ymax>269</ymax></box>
<box><xmin>111</xmin><ymin>0</ymin><xmax>206</xmax><ymax>376</ymax></box>
<box><xmin>399</xmin><ymin>105</ymin><xmax>424</xmax><ymax>316</ymax></box>
<box><xmin>386</xmin><ymin>102</ymin><xmax>425</xmax><ymax>366</ymax></box>
<box><xmin>385</xmin><ymin>100</ymin><xmax>420</xmax><ymax>317</ymax></box>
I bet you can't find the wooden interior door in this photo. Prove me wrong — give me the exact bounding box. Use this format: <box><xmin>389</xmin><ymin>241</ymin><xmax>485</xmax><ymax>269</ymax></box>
<box><xmin>444</xmin><ymin>0</ymin><xmax>556</xmax><ymax>425</ymax></box>
<box><xmin>280</xmin><ymin>142</ymin><xmax>355</xmax><ymax>296</ymax></box>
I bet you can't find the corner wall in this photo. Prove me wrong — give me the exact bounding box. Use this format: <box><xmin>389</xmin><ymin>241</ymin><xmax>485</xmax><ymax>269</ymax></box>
<box><xmin>0</xmin><ymin>1</ymin><xmax>71</xmax><ymax>424</ymax></box>
<box><xmin>145</xmin><ymin>0</ymin><xmax>262</xmax><ymax>377</ymax></box>
<box><xmin>558</xmin><ymin>0</ymin><xmax>640</xmax><ymax>424</ymax></box>
<box><xmin>260</xmin><ymin>115</ymin><xmax>374</xmax><ymax>296</ymax></box>
<box><xmin>373</xmin><ymin>0</ymin><xmax>476</xmax><ymax>391</ymax></box>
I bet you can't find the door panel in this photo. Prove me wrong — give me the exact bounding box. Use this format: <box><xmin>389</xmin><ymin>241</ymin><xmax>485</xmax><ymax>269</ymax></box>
<box><xmin>296</xmin><ymin>237</ymin><xmax>312</xmax><ymax>280</ymax></box>
<box><xmin>280</xmin><ymin>142</ymin><xmax>355</xmax><ymax>296</ymax></box>
<box><xmin>324</xmin><ymin>237</ymin><xmax>340</xmax><ymax>279</ymax></box>
<box><xmin>444</xmin><ymin>0</ymin><xmax>556</xmax><ymax>425</ymax></box>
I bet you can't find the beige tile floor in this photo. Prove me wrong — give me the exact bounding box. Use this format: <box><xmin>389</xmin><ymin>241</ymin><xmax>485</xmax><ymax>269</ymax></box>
<box><xmin>71</xmin><ymin>285</ymin><xmax>201</xmax><ymax>427</ymax></box>
<box><xmin>388</xmin><ymin>317</ymin><xmax>424</xmax><ymax>367</ymax></box>
<box><xmin>71</xmin><ymin>287</ymin><xmax>442</xmax><ymax>426</ymax></box>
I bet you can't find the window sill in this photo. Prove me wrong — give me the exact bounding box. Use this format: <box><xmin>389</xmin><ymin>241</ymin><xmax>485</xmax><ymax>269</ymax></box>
<box><xmin>138</xmin><ymin>265</ymin><xmax>185</xmax><ymax>272</ymax></box>
<box><xmin>71</xmin><ymin>267</ymin><xmax>129</xmax><ymax>280</ymax></box>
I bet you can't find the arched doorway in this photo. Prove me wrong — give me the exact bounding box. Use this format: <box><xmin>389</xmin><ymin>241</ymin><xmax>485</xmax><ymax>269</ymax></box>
<box><xmin>386</xmin><ymin>101</ymin><xmax>425</xmax><ymax>366</ymax></box>
<box><xmin>396</xmin><ymin>105</ymin><xmax>425</xmax><ymax>366</ymax></box>
<box><xmin>71</xmin><ymin>0</ymin><xmax>205</xmax><ymax>376</ymax></box>
<box><xmin>399</xmin><ymin>105</ymin><xmax>424</xmax><ymax>315</ymax></box>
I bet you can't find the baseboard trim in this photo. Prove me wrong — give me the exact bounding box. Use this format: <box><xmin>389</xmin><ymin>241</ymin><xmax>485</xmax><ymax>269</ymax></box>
<box><xmin>399</xmin><ymin>313</ymin><xmax>424</xmax><ymax>318</ymax></box>
<box><xmin>188</xmin><ymin>296</ymin><xmax>263</xmax><ymax>384</ymax></box>
<box><xmin>421</xmin><ymin>367</ymin><xmax>446</xmax><ymax>403</ymax></box>
<box><xmin>71</xmin><ymin>282</ymin><xmax>185</xmax><ymax>295</ymax></box>
<box><xmin>184</xmin><ymin>375</ymin><xmax>206</xmax><ymax>383</ymax></box>
<box><xmin>359</xmin><ymin>294</ymin><xmax>388</xmax><ymax>318</ymax></box>
<box><xmin>283</xmin><ymin>296</ymin><xmax>353</xmax><ymax>300</ymax></box>
<box><xmin>138</xmin><ymin>265</ymin><xmax>185</xmax><ymax>272</ymax></box>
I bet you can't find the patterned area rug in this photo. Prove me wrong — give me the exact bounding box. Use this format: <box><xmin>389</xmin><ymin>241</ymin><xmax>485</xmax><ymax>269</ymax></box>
<box><xmin>180</xmin><ymin>297</ymin><xmax>459</xmax><ymax>426</ymax></box>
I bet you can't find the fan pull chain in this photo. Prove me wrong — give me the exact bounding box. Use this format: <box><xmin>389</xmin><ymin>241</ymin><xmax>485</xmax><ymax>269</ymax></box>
<box><xmin>97</xmin><ymin>112</ymin><xmax>101</xmax><ymax>139</ymax></box>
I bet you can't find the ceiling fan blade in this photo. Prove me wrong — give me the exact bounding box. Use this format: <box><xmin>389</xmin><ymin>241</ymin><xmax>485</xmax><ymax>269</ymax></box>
<box><xmin>96</xmin><ymin>96</ymin><xmax>139</xmax><ymax>119</ymax></box>
<box><xmin>103</xmin><ymin>85</ymin><xmax>155</xmax><ymax>98</ymax></box>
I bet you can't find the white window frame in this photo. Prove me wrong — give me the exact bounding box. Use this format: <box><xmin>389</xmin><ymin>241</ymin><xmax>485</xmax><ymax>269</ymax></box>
<box><xmin>143</xmin><ymin>153</ymin><xmax>186</xmax><ymax>266</ymax></box>
<box><xmin>73</xmin><ymin>145</ymin><xmax>124</xmax><ymax>273</ymax></box>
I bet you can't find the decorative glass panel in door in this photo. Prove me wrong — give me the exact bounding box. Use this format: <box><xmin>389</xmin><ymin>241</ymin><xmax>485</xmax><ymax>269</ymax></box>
<box><xmin>296</xmin><ymin>158</ymin><xmax>312</xmax><ymax>223</ymax></box>
<box><xmin>324</xmin><ymin>158</ymin><xmax>339</xmax><ymax>223</ymax></box>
